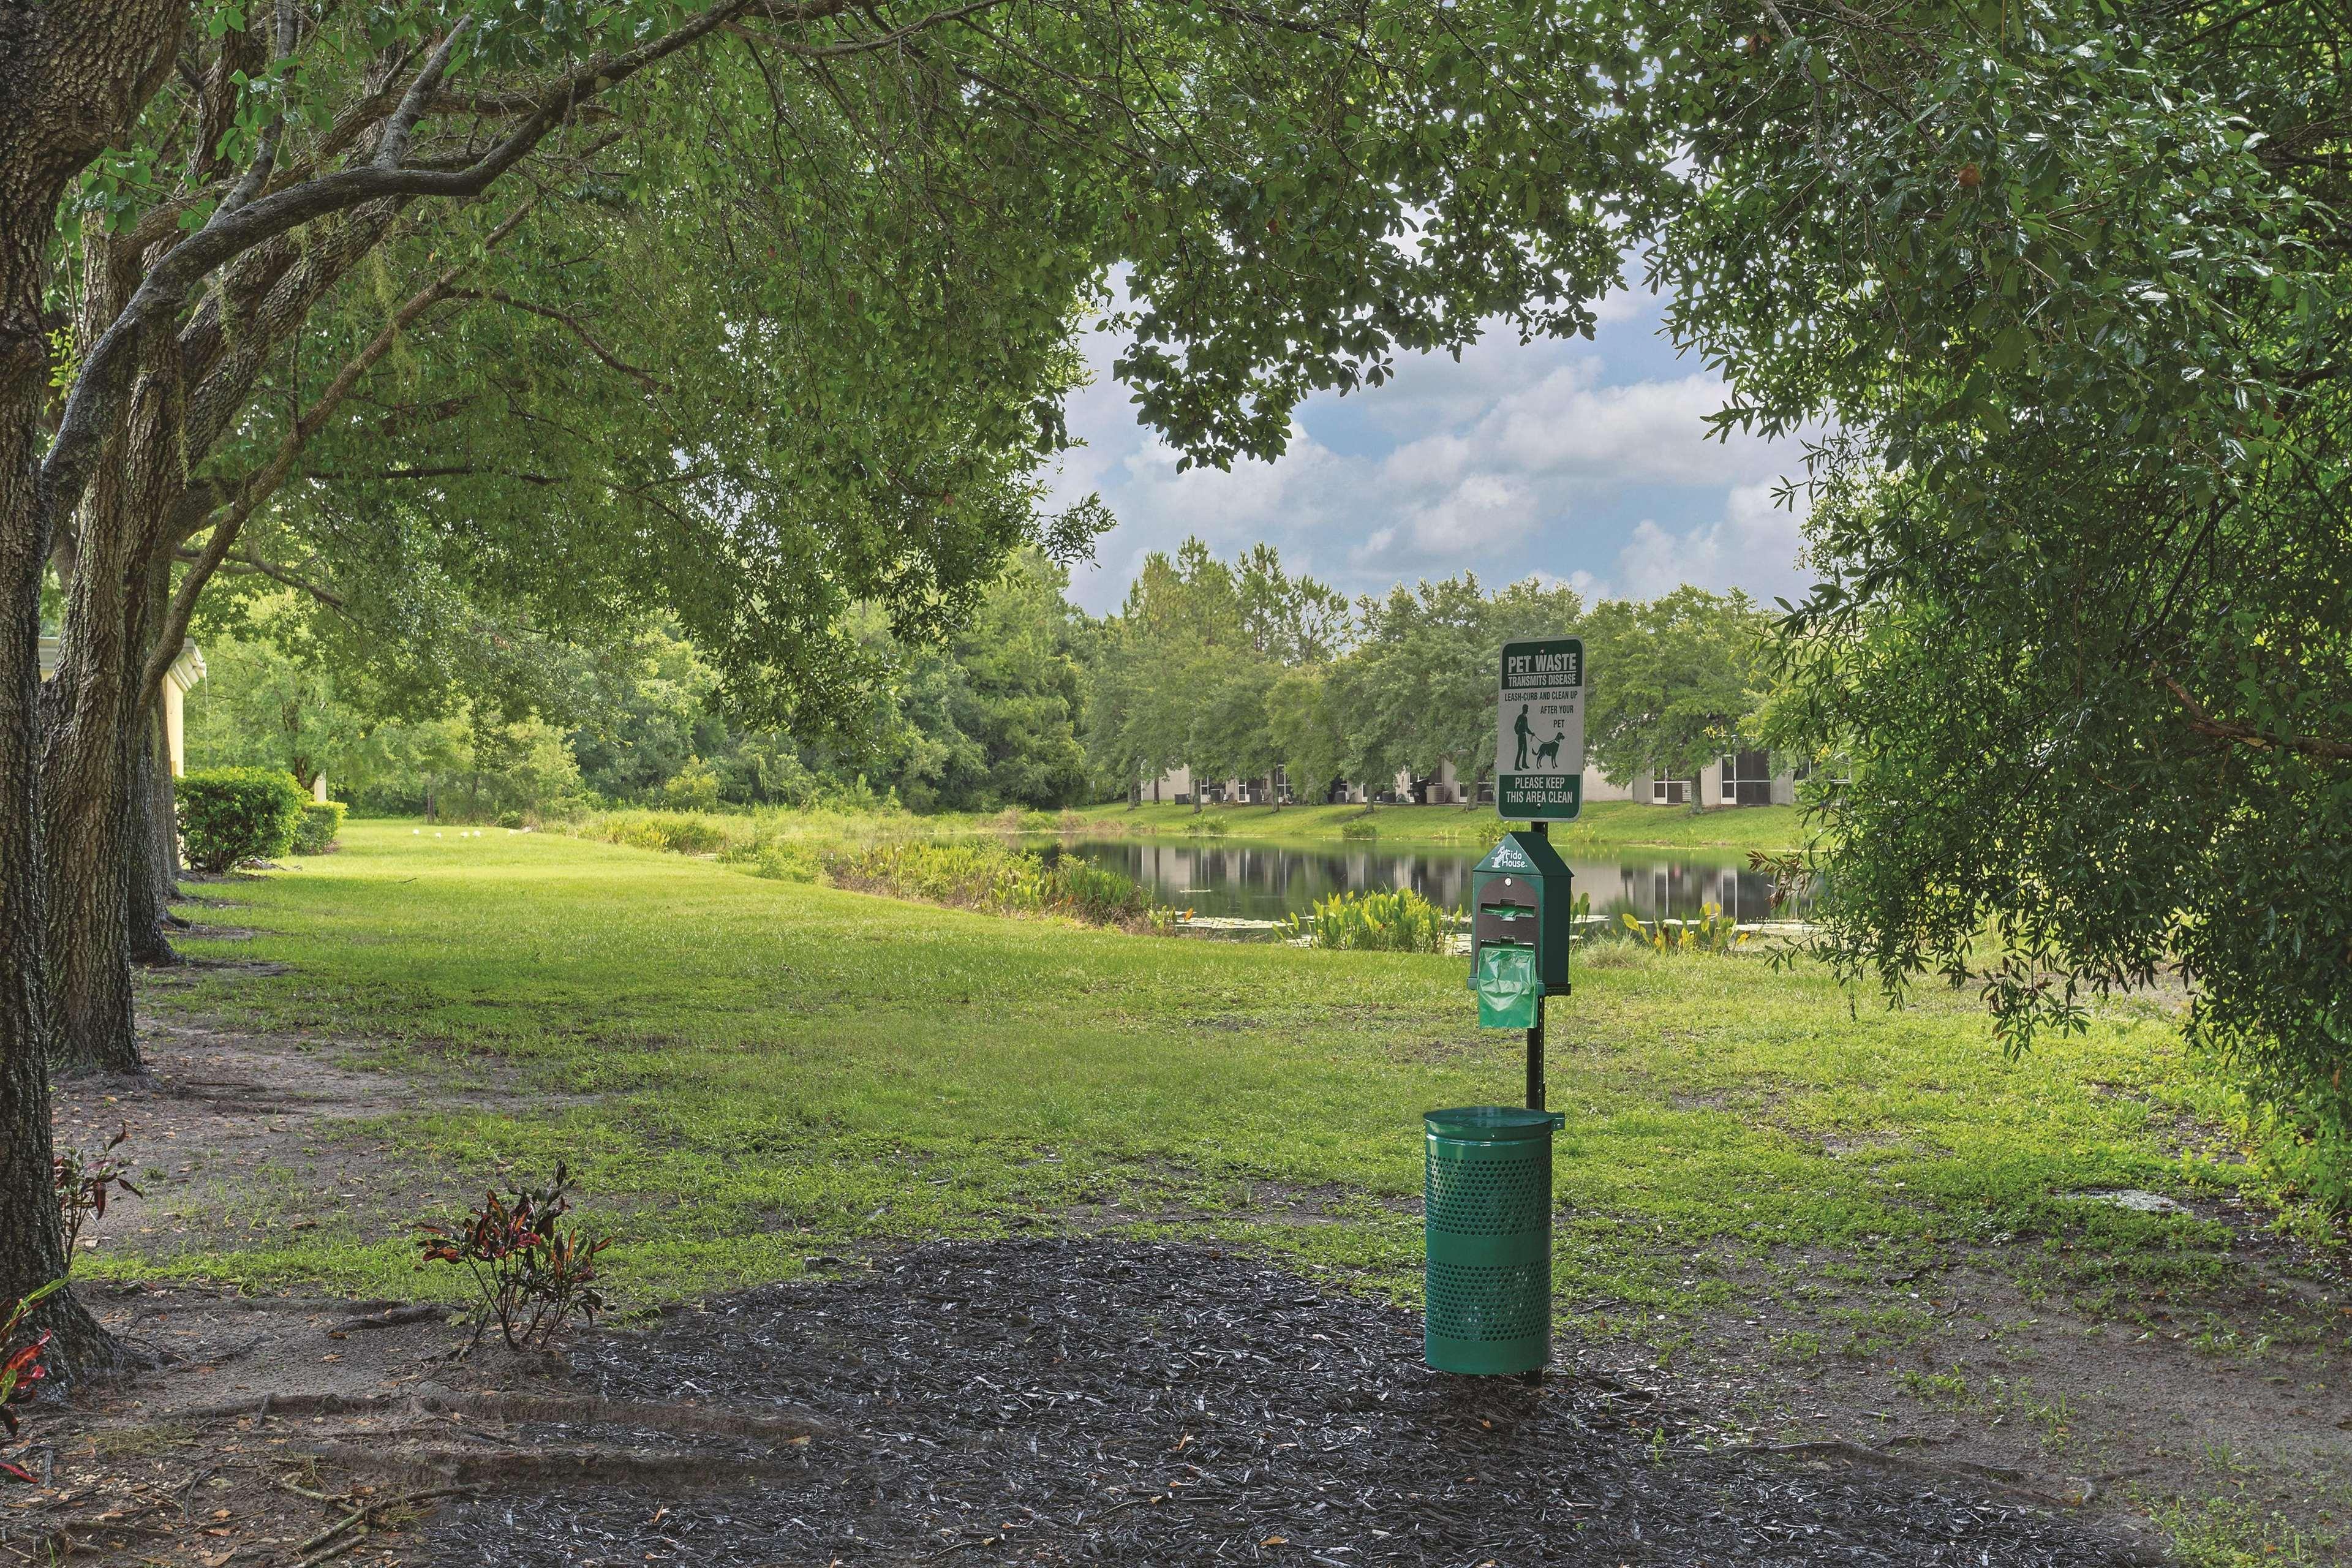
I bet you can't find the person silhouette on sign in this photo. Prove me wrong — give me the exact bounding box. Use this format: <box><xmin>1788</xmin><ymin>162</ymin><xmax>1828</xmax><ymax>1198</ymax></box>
<box><xmin>1512</xmin><ymin>704</ymin><xmax>1533</xmax><ymax>769</ymax></box>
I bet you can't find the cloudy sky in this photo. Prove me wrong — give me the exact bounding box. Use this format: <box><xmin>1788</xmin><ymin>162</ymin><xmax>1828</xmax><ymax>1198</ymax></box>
<box><xmin>1043</xmin><ymin>283</ymin><xmax>1817</xmax><ymax>616</ymax></box>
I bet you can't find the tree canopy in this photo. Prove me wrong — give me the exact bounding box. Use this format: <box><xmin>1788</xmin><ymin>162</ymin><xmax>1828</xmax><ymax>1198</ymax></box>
<box><xmin>1648</xmin><ymin>1</ymin><xmax>2352</xmax><ymax>1199</ymax></box>
<box><xmin>1580</xmin><ymin>587</ymin><xmax>1768</xmax><ymax>788</ymax></box>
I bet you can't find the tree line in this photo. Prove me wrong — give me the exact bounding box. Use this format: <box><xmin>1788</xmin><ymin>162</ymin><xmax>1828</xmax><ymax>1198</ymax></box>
<box><xmin>186</xmin><ymin>543</ymin><xmax>1773</xmax><ymax>819</ymax></box>
<box><xmin>185</xmin><ymin>549</ymin><xmax>1101</xmax><ymax>819</ymax></box>
<box><xmin>1087</xmin><ymin>541</ymin><xmax>1773</xmax><ymax>805</ymax></box>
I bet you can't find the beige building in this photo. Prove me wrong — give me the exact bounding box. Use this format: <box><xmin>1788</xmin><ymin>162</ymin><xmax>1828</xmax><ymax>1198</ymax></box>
<box><xmin>1150</xmin><ymin>750</ymin><xmax>1800</xmax><ymax>812</ymax></box>
<box><xmin>1624</xmin><ymin>750</ymin><xmax>1799</xmax><ymax>808</ymax></box>
<box><xmin>1152</xmin><ymin>757</ymin><xmax>1617</xmax><ymax>809</ymax></box>
<box><xmin>1479</xmin><ymin>752</ymin><xmax>1799</xmax><ymax>808</ymax></box>
<box><xmin>38</xmin><ymin>636</ymin><xmax>207</xmax><ymax>775</ymax></box>
<box><xmin>1143</xmin><ymin>765</ymin><xmax>1291</xmax><ymax>806</ymax></box>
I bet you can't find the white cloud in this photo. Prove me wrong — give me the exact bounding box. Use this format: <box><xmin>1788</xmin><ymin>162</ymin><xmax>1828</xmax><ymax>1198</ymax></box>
<box><xmin>1049</xmin><ymin>287</ymin><xmax>1815</xmax><ymax>611</ymax></box>
<box><xmin>1469</xmin><ymin>365</ymin><xmax>1780</xmax><ymax>488</ymax></box>
<box><xmin>1397</xmin><ymin>473</ymin><xmax>1539</xmax><ymax>556</ymax></box>
<box><xmin>1613</xmin><ymin>483</ymin><xmax>1812</xmax><ymax>605</ymax></box>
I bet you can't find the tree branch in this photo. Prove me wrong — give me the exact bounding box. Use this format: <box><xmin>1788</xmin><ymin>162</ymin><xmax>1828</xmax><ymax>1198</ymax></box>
<box><xmin>141</xmin><ymin>196</ymin><xmax>539</xmax><ymax>702</ymax></box>
<box><xmin>443</xmin><ymin>288</ymin><xmax>670</xmax><ymax>390</ymax></box>
<box><xmin>374</xmin><ymin>20</ymin><xmax>473</xmax><ymax>170</ymax></box>
<box><xmin>47</xmin><ymin>0</ymin><xmax>866</xmax><ymax>543</ymax></box>
<box><xmin>2157</xmin><ymin>671</ymin><xmax>2352</xmax><ymax>762</ymax></box>
<box><xmin>176</xmin><ymin>546</ymin><xmax>347</xmax><ymax>608</ymax></box>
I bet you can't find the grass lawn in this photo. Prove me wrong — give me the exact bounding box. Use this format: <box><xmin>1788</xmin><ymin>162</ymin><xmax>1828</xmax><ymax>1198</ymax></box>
<box><xmin>1069</xmin><ymin>797</ymin><xmax>1806</xmax><ymax>853</ymax></box>
<box><xmin>89</xmin><ymin>819</ymin><xmax>2352</xmax><ymax>1563</ymax></box>
<box><xmin>124</xmin><ymin>818</ymin><xmax>2179</xmax><ymax>1307</ymax></box>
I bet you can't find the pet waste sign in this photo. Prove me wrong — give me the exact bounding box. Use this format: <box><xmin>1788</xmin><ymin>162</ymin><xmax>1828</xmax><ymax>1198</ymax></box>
<box><xmin>1495</xmin><ymin>638</ymin><xmax>1584</xmax><ymax>820</ymax></box>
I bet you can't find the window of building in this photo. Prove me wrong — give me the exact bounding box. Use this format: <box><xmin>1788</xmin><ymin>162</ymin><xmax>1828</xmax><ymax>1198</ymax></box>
<box><xmin>1719</xmin><ymin>750</ymin><xmax>1773</xmax><ymax>807</ymax></box>
<box><xmin>1651</xmin><ymin>776</ymin><xmax>1688</xmax><ymax>805</ymax></box>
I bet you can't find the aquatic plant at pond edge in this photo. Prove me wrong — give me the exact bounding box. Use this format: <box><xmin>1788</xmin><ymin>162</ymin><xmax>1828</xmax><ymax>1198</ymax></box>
<box><xmin>1620</xmin><ymin>902</ymin><xmax>1749</xmax><ymax>956</ymax></box>
<box><xmin>1289</xmin><ymin>889</ymin><xmax>1454</xmax><ymax>953</ymax></box>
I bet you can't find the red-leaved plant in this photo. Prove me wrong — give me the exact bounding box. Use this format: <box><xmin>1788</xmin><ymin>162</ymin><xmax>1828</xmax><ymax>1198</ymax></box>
<box><xmin>418</xmin><ymin>1164</ymin><xmax>612</xmax><ymax>1350</ymax></box>
<box><xmin>53</xmin><ymin>1124</ymin><xmax>140</xmax><ymax>1267</ymax></box>
<box><xmin>1</xmin><ymin>1280</ymin><xmax>62</xmax><ymax>1483</ymax></box>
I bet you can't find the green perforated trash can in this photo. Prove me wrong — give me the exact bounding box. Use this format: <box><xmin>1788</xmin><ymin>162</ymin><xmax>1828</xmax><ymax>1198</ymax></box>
<box><xmin>1423</xmin><ymin>1106</ymin><xmax>1564</xmax><ymax>1375</ymax></box>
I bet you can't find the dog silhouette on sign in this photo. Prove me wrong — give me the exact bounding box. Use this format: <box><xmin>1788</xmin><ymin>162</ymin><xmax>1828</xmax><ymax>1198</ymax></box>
<box><xmin>1532</xmin><ymin>728</ymin><xmax>1566</xmax><ymax>769</ymax></box>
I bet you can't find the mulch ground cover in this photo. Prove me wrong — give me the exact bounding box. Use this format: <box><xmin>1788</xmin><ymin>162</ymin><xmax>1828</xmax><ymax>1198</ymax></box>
<box><xmin>429</xmin><ymin>1238</ymin><xmax>2150</xmax><ymax>1567</ymax></box>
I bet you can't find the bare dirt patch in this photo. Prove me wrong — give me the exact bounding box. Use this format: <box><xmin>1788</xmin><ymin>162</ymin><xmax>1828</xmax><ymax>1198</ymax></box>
<box><xmin>2</xmin><ymin>1284</ymin><xmax>824</xmax><ymax>1564</ymax></box>
<box><xmin>424</xmin><ymin>1237</ymin><xmax>2148</xmax><ymax>1567</ymax></box>
<box><xmin>7</xmin><ymin>1242</ymin><xmax>2152</xmax><ymax>1568</ymax></box>
<box><xmin>50</xmin><ymin>1012</ymin><xmax>605</xmax><ymax>1269</ymax></box>
<box><xmin>1660</xmin><ymin>1202</ymin><xmax>2352</xmax><ymax>1552</ymax></box>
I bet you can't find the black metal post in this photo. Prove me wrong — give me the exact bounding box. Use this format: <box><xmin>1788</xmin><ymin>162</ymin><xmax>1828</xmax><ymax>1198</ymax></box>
<box><xmin>1526</xmin><ymin>821</ymin><xmax>1547</xmax><ymax>1113</ymax></box>
<box><xmin>1525</xmin><ymin>824</ymin><xmax>1552</xmax><ymax>1386</ymax></box>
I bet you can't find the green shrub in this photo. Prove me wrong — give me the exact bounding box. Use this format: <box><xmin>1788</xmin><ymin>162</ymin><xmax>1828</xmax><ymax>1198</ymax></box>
<box><xmin>658</xmin><ymin>758</ymin><xmax>722</xmax><ymax>812</ymax></box>
<box><xmin>177</xmin><ymin>768</ymin><xmax>306</xmax><ymax>871</ymax></box>
<box><xmin>497</xmin><ymin>810</ymin><xmax>525</xmax><ymax>830</ymax></box>
<box><xmin>1047</xmin><ymin>856</ymin><xmax>1154</xmax><ymax>925</ymax></box>
<box><xmin>660</xmin><ymin>818</ymin><xmax>726</xmax><ymax>855</ymax></box>
<box><xmin>598</xmin><ymin>816</ymin><xmax>676</xmax><ymax>853</ymax></box>
<box><xmin>746</xmin><ymin>840</ymin><xmax>823</xmax><ymax>883</ymax></box>
<box><xmin>1338</xmin><ymin>816</ymin><xmax>1378</xmax><ymax>840</ymax></box>
<box><xmin>292</xmin><ymin>799</ymin><xmax>347</xmax><ymax>854</ymax></box>
<box><xmin>1291</xmin><ymin>889</ymin><xmax>1452</xmax><ymax>952</ymax></box>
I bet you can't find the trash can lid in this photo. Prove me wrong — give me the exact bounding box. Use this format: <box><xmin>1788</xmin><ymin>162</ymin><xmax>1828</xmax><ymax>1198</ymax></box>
<box><xmin>1424</xmin><ymin>1106</ymin><xmax>1566</xmax><ymax>1140</ymax></box>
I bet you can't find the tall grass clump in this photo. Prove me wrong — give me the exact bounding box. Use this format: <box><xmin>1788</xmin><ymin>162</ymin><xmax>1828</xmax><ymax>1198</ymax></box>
<box><xmin>586</xmin><ymin>810</ymin><xmax>735</xmax><ymax>856</ymax></box>
<box><xmin>745</xmin><ymin>840</ymin><xmax>824</xmax><ymax>883</ymax></box>
<box><xmin>1290</xmin><ymin>889</ymin><xmax>1453</xmax><ymax>952</ymax></box>
<box><xmin>825</xmin><ymin>840</ymin><xmax>1155</xmax><ymax>928</ymax></box>
<box><xmin>571</xmin><ymin>802</ymin><xmax>931</xmax><ymax>861</ymax></box>
<box><xmin>1338</xmin><ymin>816</ymin><xmax>1378</xmax><ymax>841</ymax></box>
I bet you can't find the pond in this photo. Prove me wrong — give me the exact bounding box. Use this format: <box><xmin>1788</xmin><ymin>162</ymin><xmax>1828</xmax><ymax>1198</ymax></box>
<box><xmin>1042</xmin><ymin>835</ymin><xmax>1789</xmax><ymax>925</ymax></box>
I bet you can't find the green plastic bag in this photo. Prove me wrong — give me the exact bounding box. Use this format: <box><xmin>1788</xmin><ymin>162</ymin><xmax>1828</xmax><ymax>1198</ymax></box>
<box><xmin>1473</xmin><ymin>943</ymin><xmax>1539</xmax><ymax>1029</ymax></box>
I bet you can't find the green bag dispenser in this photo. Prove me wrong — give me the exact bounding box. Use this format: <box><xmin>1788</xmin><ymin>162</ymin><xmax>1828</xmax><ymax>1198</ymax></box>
<box><xmin>1473</xmin><ymin>944</ymin><xmax>1539</xmax><ymax>1028</ymax></box>
<box><xmin>1466</xmin><ymin>831</ymin><xmax>1572</xmax><ymax>1027</ymax></box>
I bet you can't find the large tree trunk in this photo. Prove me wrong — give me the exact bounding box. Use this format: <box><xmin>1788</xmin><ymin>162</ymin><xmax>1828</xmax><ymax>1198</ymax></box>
<box><xmin>127</xmin><ymin>552</ymin><xmax>181</xmax><ymax>963</ymax></box>
<box><xmin>126</xmin><ymin>699</ymin><xmax>178</xmax><ymax>965</ymax></box>
<box><xmin>40</xmin><ymin>636</ymin><xmax>146</xmax><ymax>1078</ymax></box>
<box><xmin>0</xmin><ymin>222</ymin><xmax>93</xmax><ymax>1369</ymax></box>
<box><xmin>40</xmin><ymin>254</ymin><xmax>181</xmax><ymax>1078</ymax></box>
<box><xmin>1</xmin><ymin>0</ymin><xmax>209</xmax><ymax>1381</ymax></box>
<box><xmin>0</xmin><ymin>198</ymin><xmax>115</xmax><ymax>1379</ymax></box>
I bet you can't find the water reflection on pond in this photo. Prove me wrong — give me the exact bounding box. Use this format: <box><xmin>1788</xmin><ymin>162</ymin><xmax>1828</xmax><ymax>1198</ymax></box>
<box><xmin>1041</xmin><ymin>835</ymin><xmax>1787</xmax><ymax>924</ymax></box>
